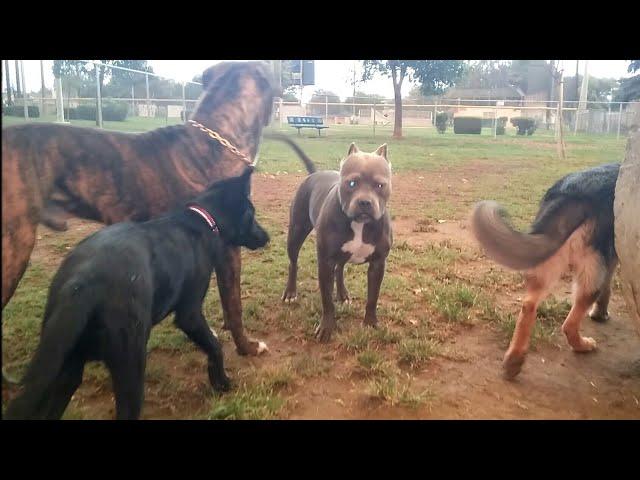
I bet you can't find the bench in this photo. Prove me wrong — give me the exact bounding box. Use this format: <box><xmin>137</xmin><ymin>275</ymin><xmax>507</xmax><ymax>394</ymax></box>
<box><xmin>287</xmin><ymin>116</ymin><xmax>329</xmax><ymax>136</ymax></box>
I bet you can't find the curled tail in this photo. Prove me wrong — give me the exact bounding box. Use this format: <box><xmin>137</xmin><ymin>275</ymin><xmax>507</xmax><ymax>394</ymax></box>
<box><xmin>263</xmin><ymin>133</ymin><xmax>317</xmax><ymax>174</ymax></box>
<box><xmin>4</xmin><ymin>297</ymin><xmax>93</xmax><ymax>420</ymax></box>
<box><xmin>471</xmin><ymin>198</ymin><xmax>590</xmax><ymax>271</ymax></box>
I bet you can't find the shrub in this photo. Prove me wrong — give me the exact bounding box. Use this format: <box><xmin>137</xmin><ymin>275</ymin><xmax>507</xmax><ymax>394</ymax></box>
<box><xmin>496</xmin><ymin>116</ymin><xmax>507</xmax><ymax>135</ymax></box>
<box><xmin>510</xmin><ymin>117</ymin><xmax>537</xmax><ymax>136</ymax></box>
<box><xmin>435</xmin><ymin>112</ymin><xmax>448</xmax><ymax>133</ymax></box>
<box><xmin>69</xmin><ymin>102</ymin><xmax>128</xmax><ymax>122</ymax></box>
<box><xmin>453</xmin><ymin>116</ymin><xmax>482</xmax><ymax>134</ymax></box>
<box><xmin>3</xmin><ymin>105</ymin><xmax>40</xmax><ymax>117</ymax></box>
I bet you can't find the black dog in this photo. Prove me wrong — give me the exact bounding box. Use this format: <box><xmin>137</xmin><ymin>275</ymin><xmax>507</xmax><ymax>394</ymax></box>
<box><xmin>471</xmin><ymin>163</ymin><xmax>620</xmax><ymax>379</ymax></box>
<box><xmin>5</xmin><ymin>168</ymin><xmax>269</xmax><ymax>420</ymax></box>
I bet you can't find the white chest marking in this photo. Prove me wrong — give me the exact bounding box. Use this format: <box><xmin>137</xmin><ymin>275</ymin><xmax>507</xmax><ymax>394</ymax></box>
<box><xmin>341</xmin><ymin>221</ymin><xmax>375</xmax><ymax>264</ymax></box>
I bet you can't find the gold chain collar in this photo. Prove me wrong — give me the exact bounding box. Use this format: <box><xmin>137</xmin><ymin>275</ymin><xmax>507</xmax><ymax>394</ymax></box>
<box><xmin>188</xmin><ymin>120</ymin><xmax>255</xmax><ymax>167</ymax></box>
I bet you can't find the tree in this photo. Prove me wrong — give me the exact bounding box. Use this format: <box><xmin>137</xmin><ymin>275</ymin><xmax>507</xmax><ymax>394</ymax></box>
<box><xmin>308</xmin><ymin>89</ymin><xmax>341</xmax><ymax>115</ymax></box>
<box><xmin>614</xmin><ymin>60</ymin><xmax>640</xmax><ymax>102</ymax></box>
<box><xmin>361</xmin><ymin>60</ymin><xmax>465</xmax><ymax>138</ymax></box>
<box><xmin>459</xmin><ymin>60</ymin><xmax>512</xmax><ymax>90</ymax></box>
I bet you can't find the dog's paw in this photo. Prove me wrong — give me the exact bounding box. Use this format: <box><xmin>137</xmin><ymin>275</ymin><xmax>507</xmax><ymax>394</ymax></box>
<box><xmin>257</xmin><ymin>341</ymin><xmax>269</xmax><ymax>354</ymax></box>
<box><xmin>315</xmin><ymin>323</ymin><xmax>335</xmax><ymax>343</ymax></box>
<box><xmin>212</xmin><ymin>375</ymin><xmax>232</xmax><ymax>393</ymax></box>
<box><xmin>363</xmin><ymin>315</ymin><xmax>378</xmax><ymax>328</ymax></box>
<box><xmin>588</xmin><ymin>306</ymin><xmax>610</xmax><ymax>323</ymax></box>
<box><xmin>572</xmin><ymin>336</ymin><xmax>597</xmax><ymax>353</ymax></box>
<box><xmin>502</xmin><ymin>353</ymin><xmax>525</xmax><ymax>381</ymax></box>
<box><xmin>282</xmin><ymin>291</ymin><xmax>298</xmax><ymax>303</ymax></box>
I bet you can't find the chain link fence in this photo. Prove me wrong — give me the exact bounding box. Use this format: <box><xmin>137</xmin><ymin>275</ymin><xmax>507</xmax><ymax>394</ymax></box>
<box><xmin>3</xmin><ymin>60</ymin><xmax>639</xmax><ymax>138</ymax></box>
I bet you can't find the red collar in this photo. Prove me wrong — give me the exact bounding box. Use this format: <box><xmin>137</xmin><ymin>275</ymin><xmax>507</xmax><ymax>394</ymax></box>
<box><xmin>186</xmin><ymin>203</ymin><xmax>219</xmax><ymax>233</ymax></box>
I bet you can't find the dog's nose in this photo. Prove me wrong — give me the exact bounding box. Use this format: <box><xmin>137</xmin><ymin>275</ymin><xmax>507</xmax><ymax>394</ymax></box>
<box><xmin>358</xmin><ymin>199</ymin><xmax>372</xmax><ymax>208</ymax></box>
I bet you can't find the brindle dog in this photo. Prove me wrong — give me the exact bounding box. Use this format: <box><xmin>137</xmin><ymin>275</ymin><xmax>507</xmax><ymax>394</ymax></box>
<box><xmin>2</xmin><ymin>62</ymin><xmax>278</xmax><ymax>370</ymax></box>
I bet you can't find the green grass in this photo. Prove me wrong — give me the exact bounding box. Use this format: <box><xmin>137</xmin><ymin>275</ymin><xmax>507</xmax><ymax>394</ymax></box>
<box><xmin>1</xmin><ymin>114</ymin><xmax>628</xmax><ymax>419</ymax></box>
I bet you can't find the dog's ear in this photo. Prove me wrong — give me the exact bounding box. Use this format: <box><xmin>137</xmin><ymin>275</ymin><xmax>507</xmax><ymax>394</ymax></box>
<box><xmin>374</xmin><ymin>144</ymin><xmax>388</xmax><ymax>160</ymax></box>
<box><xmin>201</xmin><ymin>62</ymin><xmax>234</xmax><ymax>90</ymax></box>
<box><xmin>348</xmin><ymin>143</ymin><xmax>360</xmax><ymax>156</ymax></box>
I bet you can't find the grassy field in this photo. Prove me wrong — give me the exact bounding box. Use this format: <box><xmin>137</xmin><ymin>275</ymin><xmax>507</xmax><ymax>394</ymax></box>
<box><xmin>2</xmin><ymin>115</ymin><xmax>637</xmax><ymax>419</ymax></box>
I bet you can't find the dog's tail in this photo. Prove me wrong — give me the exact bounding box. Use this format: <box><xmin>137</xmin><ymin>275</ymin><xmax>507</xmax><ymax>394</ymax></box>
<box><xmin>471</xmin><ymin>198</ymin><xmax>591</xmax><ymax>271</ymax></box>
<box><xmin>263</xmin><ymin>133</ymin><xmax>317</xmax><ymax>174</ymax></box>
<box><xmin>4</xmin><ymin>292</ymin><xmax>94</xmax><ymax>420</ymax></box>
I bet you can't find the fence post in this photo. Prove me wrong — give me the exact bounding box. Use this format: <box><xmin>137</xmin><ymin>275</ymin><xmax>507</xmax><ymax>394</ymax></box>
<box><xmin>131</xmin><ymin>85</ymin><xmax>135</xmax><ymax>116</ymax></box>
<box><xmin>617</xmin><ymin>103</ymin><xmax>623</xmax><ymax>140</ymax></box>
<box><xmin>182</xmin><ymin>82</ymin><xmax>187</xmax><ymax>124</ymax></box>
<box><xmin>39</xmin><ymin>60</ymin><xmax>45</xmax><ymax>117</ymax></box>
<box><xmin>279</xmin><ymin>98</ymin><xmax>283</xmax><ymax>129</ymax></box>
<box><xmin>55</xmin><ymin>77</ymin><xmax>65</xmax><ymax>122</ymax></box>
<box><xmin>607</xmin><ymin>102</ymin><xmax>611</xmax><ymax>134</ymax></box>
<box><xmin>95</xmin><ymin>64</ymin><xmax>103</xmax><ymax>128</ymax></box>
<box><xmin>494</xmin><ymin>105</ymin><xmax>498</xmax><ymax>139</ymax></box>
<box><xmin>373</xmin><ymin>98</ymin><xmax>376</xmax><ymax>138</ymax></box>
<box><xmin>20</xmin><ymin>61</ymin><xmax>28</xmax><ymax>120</ymax></box>
<box><xmin>433</xmin><ymin>99</ymin><xmax>438</xmax><ymax>127</ymax></box>
<box><xmin>325</xmin><ymin>95</ymin><xmax>328</xmax><ymax>122</ymax></box>
<box><xmin>145</xmin><ymin>73</ymin><xmax>151</xmax><ymax>118</ymax></box>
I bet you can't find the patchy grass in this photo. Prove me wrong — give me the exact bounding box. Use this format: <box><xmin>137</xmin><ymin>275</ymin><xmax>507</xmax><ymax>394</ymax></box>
<box><xmin>2</xmin><ymin>121</ymin><xmax>627</xmax><ymax>419</ymax></box>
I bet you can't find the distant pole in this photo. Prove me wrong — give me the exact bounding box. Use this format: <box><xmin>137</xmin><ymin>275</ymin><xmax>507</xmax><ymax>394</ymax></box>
<box><xmin>4</xmin><ymin>59</ymin><xmax>12</xmax><ymax>105</ymax></box>
<box><xmin>494</xmin><ymin>105</ymin><xmax>498</xmax><ymax>138</ymax></box>
<box><xmin>299</xmin><ymin>60</ymin><xmax>303</xmax><ymax>108</ymax></box>
<box><xmin>607</xmin><ymin>101</ymin><xmax>611</xmax><ymax>134</ymax></box>
<box><xmin>182</xmin><ymin>82</ymin><xmax>187</xmax><ymax>122</ymax></box>
<box><xmin>352</xmin><ymin>61</ymin><xmax>356</xmax><ymax>118</ymax></box>
<box><xmin>55</xmin><ymin>76</ymin><xmax>65</xmax><ymax>122</ymax></box>
<box><xmin>325</xmin><ymin>94</ymin><xmax>328</xmax><ymax>122</ymax></box>
<box><xmin>15</xmin><ymin>60</ymin><xmax>21</xmax><ymax>98</ymax></box>
<box><xmin>131</xmin><ymin>84</ymin><xmax>135</xmax><ymax>115</ymax></box>
<box><xmin>20</xmin><ymin>61</ymin><xmax>28</xmax><ymax>120</ymax></box>
<box><xmin>40</xmin><ymin>60</ymin><xmax>45</xmax><ymax>116</ymax></box>
<box><xmin>556</xmin><ymin>69</ymin><xmax>566</xmax><ymax>160</ymax></box>
<box><xmin>279</xmin><ymin>98</ymin><xmax>283</xmax><ymax>129</ymax></box>
<box><xmin>95</xmin><ymin>64</ymin><xmax>103</xmax><ymax>128</ymax></box>
<box><xmin>617</xmin><ymin>103</ymin><xmax>623</xmax><ymax>140</ymax></box>
<box><xmin>373</xmin><ymin>98</ymin><xmax>376</xmax><ymax>137</ymax></box>
<box><xmin>146</xmin><ymin>73</ymin><xmax>151</xmax><ymax>116</ymax></box>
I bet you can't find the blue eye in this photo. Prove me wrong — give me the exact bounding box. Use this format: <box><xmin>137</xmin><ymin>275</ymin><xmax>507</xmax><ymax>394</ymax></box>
<box><xmin>348</xmin><ymin>180</ymin><xmax>357</xmax><ymax>188</ymax></box>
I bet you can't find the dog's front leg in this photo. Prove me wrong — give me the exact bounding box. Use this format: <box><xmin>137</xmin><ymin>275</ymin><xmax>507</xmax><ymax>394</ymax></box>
<box><xmin>215</xmin><ymin>246</ymin><xmax>267</xmax><ymax>356</ymax></box>
<box><xmin>315</xmin><ymin>256</ymin><xmax>337</xmax><ymax>342</ymax></box>
<box><xmin>364</xmin><ymin>258</ymin><xmax>385</xmax><ymax>327</ymax></box>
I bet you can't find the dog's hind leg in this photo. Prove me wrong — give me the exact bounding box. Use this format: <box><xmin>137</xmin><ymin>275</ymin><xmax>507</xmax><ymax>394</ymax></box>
<box><xmin>282</xmin><ymin>215</ymin><xmax>313</xmax><ymax>303</ymax></box>
<box><xmin>39</xmin><ymin>353</ymin><xmax>85</xmax><ymax>419</ymax></box>
<box><xmin>175</xmin><ymin>308</ymin><xmax>230</xmax><ymax>392</ymax></box>
<box><xmin>589</xmin><ymin>258</ymin><xmax>618</xmax><ymax>323</ymax></box>
<box><xmin>562</xmin><ymin>250</ymin><xmax>606</xmax><ymax>352</ymax></box>
<box><xmin>105</xmin><ymin>324</ymin><xmax>148</xmax><ymax>420</ymax></box>
<box><xmin>503</xmin><ymin>249</ymin><xmax>568</xmax><ymax>380</ymax></box>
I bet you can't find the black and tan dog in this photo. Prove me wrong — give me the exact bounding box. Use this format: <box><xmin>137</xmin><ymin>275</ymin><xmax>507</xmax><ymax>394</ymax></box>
<box><xmin>271</xmin><ymin>135</ymin><xmax>393</xmax><ymax>342</ymax></box>
<box><xmin>4</xmin><ymin>168</ymin><xmax>269</xmax><ymax>420</ymax></box>
<box><xmin>2</xmin><ymin>61</ymin><xmax>282</xmax><ymax>360</ymax></box>
<box><xmin>471</xmin><ymin>163</ymin><xmax>620</xmax><ymax>379</ymax></box>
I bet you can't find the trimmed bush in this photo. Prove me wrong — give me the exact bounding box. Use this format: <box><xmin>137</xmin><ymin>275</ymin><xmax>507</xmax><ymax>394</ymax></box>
<box><xmin>454</xmin><ymin>117</ymin><xmax>482</xmax><ymax>134</ymax></box>
<box><xmin>435</xmin><ymin>112</ymin><xmax>448</xmax><ymax>134</ymax></box>
<box><xmin>68</xmin><ymin>102</ymin><xmax>128</xmax><ymax>122</ymax></box>
<box><xmin>3</xmin><ymin>105</ymin><xmax>40</xmax><ymax>117</ymax></box>
<box><xmin>496</xmin><ymin>116</ymin><xmax>507</xmax><ymax>135</ymax></box>
<box><xmin>510</xmin><ymin>117</ymin><xmax>537</xmax><ymax>136</ymax></box>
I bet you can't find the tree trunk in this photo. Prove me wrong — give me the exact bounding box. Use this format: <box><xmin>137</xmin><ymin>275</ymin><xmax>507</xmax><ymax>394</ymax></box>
<box><xmin>391</xmin><ymin>62</ymin><xmax>404</xmax><ymax>139</ymax></box>
<box><xmin>4</xmin><ymin>59</ymin><xmax>12</xmax><ymax>105</ymax></box>
<box><xmin>14</xmin><ymin>60</ymin><xmax>21</xmax><ymax>98</ymax></box>
<box><xmin>614</xmin><ymin>106</ymin><xmax>640</xmax><ymax>335</ymax></box>
<box><xmin>40</xmin><ymin>60</ymin><xmax>45</xmax><ymax>114</ymax></box>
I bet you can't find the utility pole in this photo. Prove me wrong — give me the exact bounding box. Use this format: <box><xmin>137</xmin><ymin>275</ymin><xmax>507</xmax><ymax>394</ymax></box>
<box><xmin>40</xmin><ymin>60</ymin><xmax>46</xmax><ymax>116</ymax></box>
<box><xmin>4</xmin><ymin>59</ymin><xmax>12</xmax><ymax>105</ymax></box>
<box><xmin>15</xmin><ymin>60</ymin><xmax>21</xmax><ymax>98</ymax></box>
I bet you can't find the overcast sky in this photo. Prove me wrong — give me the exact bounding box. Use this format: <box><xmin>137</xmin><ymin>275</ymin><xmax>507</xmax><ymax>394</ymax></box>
<box><xmin>8</xmin><ymin>60</ymin><xmax>634</xmax><ymax>102</ymax></box>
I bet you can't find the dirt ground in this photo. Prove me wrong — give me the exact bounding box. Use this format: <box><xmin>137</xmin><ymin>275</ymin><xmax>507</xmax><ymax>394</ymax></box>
<box><xmin>3</xmin><ymin>166</ymin><xmax>639</xmax><ymax>419</ymax></box>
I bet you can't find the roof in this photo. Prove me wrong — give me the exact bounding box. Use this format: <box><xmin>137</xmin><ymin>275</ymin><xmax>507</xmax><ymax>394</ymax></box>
<box><xmin>444</xmin><ymin>86</ymin><xmax>525</xmax><ymax>99</ymax></box>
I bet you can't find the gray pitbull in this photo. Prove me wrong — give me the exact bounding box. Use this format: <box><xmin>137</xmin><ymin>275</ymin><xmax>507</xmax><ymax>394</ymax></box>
<box><xmin>270</xmin><ymin>135</ymin><xmax>393</xmax><ymax>342</ymax></box>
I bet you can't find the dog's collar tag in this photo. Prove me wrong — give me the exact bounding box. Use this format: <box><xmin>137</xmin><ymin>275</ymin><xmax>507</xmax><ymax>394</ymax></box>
<box><xmin>186</xmin><ymin>203</ymin><xmax>219</xmax><ymax>233</ymax></box>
